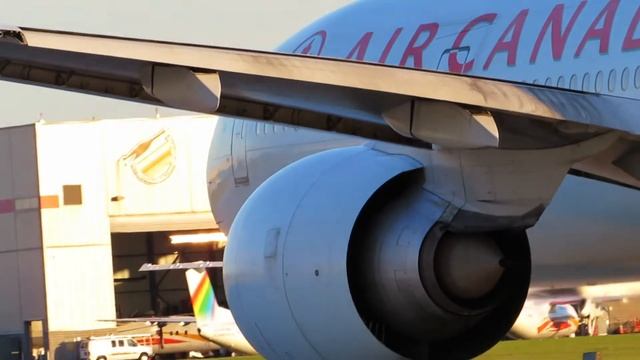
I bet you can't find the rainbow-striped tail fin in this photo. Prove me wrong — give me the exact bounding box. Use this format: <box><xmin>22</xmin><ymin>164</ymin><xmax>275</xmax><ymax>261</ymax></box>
<box><xmin>185</xmin><ymin>268</ymin><xmax>219</xmax><ymax>327</ymax></box>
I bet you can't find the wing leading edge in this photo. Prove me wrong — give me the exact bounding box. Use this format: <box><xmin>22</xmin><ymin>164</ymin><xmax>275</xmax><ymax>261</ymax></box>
<box><xmin>2</xmin><ymin>27</ymin><xmax>640</xmax><ymax>136</ymax></box>
<box><xmin>0</xmin><ymin>26</ymin><xmax>638</xmax><ymax>187</ymax></box>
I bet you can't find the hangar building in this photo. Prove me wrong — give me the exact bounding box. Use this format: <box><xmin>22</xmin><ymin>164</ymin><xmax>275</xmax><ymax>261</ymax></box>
<box><xmin>0</xmin><ymin>115</ymin><xmax>220</xmax><ymax>359</ymax></box>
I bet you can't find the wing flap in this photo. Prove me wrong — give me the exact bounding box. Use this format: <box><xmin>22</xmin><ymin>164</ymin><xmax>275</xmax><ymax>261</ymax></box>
<box><xmin>13</xmin><ymin>28</ymin><xmax>640</xmax><ymax>136</ymax></box>
<box><xmin>106</xmin><ymin>316</ymin><xmax>196</xmax><ymax>324</ymax></box>
<box><xmin>1</xmin><ymin>27</ymin><xmax>638</xmax><ymax>139</ymax></box>
<box><xmin>139</xmin><ymin>261</ymin><xmax>223</xmax><ymax>272</ymax></box>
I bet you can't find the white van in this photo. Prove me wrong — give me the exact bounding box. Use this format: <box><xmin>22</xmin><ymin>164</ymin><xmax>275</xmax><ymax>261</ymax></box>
<box><xmin>78</xmin><ymin>335</ymin><xmax>154</xmax><ymax>360</ymax></box>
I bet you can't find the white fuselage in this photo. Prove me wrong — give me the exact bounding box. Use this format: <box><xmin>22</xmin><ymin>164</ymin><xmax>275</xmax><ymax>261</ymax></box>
<box><xmin>208</xmin><ymin>0</ymin><xmax>640</xmax><ymax>290</ymax></box>
<box><xmin>198</xmin><ymin>308</ymin><xmax>257</xmax><ymax>355</ymax></box>
<box><xmin>511</xmin><ymin>301</ymin><xmax>581</xmax><ymax>339</ymax></box>
<box><xmin>115</xmin><ymin>322</ymin><xmax>220</xmax><ymax>355</ymax></box>
<box><xmin>202</xmin><ymin>0</ymin><xmax>640</xmax><ymax>354</ymax></box>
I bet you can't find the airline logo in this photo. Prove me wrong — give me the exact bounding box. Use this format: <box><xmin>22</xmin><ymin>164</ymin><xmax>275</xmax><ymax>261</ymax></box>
<box><xmin>121</xmin><ymin>129</ymin><xmax>177</xmax><ymax>185</ymax></box>
<box><xmin>189</xmin><ymin>270</ymin><xmax>215</xmax><ymax>322</ymax></box>
<box><xmin>537</xmin><ymin>318</ymin><xmax>580</xmax><ymax>335</ymax></box>
<box><xmin>537</xmin><ymin>304</ymin><xmax>581</xmax><ymax>335</ymax></box>
<box><xmin>293</xmin><ymin>1</ymin><xmax>640</xmax><ymax>72</ymax></box>
<box><xmin>293</xmin><ymin>30</ymin><xmax>327</xmax><ymax>56</ymax></box>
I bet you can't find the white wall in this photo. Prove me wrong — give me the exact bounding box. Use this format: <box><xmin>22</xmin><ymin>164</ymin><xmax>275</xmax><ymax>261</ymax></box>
<box><xmin>103</xmin><ymin>116</ymin><xmax>217</xmax><ymax>232</ymax></box>
<box><xmin>36</xmin><ymin>122</ymin><xmax>116</xmax><ymax>331</ymax></box>
<box><xmin>0</xmin><ymin>126</ymin><xmax>46</xmax><ymax>335</ymax></box>
<box><xmin>36</xmin><ymin>115</ymin><xmax>218</xmax><ymax>330</ymax></box>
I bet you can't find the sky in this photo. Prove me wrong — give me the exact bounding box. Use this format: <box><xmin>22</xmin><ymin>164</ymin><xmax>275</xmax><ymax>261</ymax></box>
<box><xmin>0</xmin><ymin>0</ymin><xmax>352</xmax><ymax>126</ymax></box>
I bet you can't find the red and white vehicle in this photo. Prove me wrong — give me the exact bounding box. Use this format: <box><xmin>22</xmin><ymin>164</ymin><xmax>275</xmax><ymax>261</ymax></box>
<box><xmin>78</xmin><ymin>335</ymin><xmax>154</xmax><ymax>360</ymax></box>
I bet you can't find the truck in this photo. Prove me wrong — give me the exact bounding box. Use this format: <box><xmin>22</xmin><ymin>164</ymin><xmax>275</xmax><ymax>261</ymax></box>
<box><xmin>78</xmin><ymin>335</ymin><xmax>154</xmax><ymax>360</ymax></box>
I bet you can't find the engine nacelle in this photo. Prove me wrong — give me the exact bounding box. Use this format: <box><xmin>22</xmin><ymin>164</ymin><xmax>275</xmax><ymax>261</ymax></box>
<box><xmin>224</xmin><ymin>145</ymin><xmax>530</xmax><ymax>359</ymax></box>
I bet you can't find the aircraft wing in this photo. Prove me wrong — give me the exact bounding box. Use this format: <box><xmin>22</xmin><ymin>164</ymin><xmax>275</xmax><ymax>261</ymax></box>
<box><xmin>578</xmin><ymin>281</ymin><xmax>640</xmax><ymax>302</ymax></box>
<box><xmin>1</xmin><ymin>27</ymin><xmax>639</xmax><ymax>187</ymax></box>
<box><xmin>108</xmin><ymin>316</ymin><xmax>196</xmax><ymax>324</ymax></box>
<box><xmin>530</xmin><ymin>281</ymin><xmax>640</xmax><ymax>305</ymax></box>
<box><xmin>139</xmin><ymin>261</ymin><xmax>223</xmax><ymax>272</ymax></box>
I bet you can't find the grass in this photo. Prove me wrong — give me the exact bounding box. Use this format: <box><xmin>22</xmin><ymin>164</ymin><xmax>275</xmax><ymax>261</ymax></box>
<box><xmin>479</xmin><ymin>334</ymin><xmax>640</xmax><ymax>360</ymax></box>
<box><xmin>214</xmin><ymin>334</ymin><xmax>640</xmax><ymax>359</ymax></box>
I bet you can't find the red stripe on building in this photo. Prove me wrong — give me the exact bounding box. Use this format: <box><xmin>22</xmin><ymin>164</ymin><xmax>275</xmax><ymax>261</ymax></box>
<box><xmin>0</xmin><ymin>195</ymin><xmax>60</xmax><ymax>214</ymax></box>
<box><xmin>40</xmin><ymin>195</ymin><xmax>60</xmax><ymax>209</ymax></box>
<box><xmin>0</xmin><ymin>199</ymin><xmax>15</xmax><ymax>214</ymax></box>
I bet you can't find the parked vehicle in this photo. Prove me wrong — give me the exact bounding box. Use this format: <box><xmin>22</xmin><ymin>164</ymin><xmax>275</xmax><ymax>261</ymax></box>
<box><xmin>78</xmin><ymin>335</ymin><xmax>153</xmax><ymax>360</ymax></box>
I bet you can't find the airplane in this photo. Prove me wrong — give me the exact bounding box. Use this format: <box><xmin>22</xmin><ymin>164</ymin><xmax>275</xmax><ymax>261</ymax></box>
<box><xmin>512</xmin><ymin>280</ymin><xmax>640</xmax><ymax>340</ymax></box>
<box><xmin>1</xmin><ymin>0</ymin><xmax>640</xmax><ymax>358</ymax></box>
<box><xmin>183</xmin><ymin>267</ymin><xmax>256</xmax><ymax>355</ymax></box>
<box><xmin>113</xmin><ymin>262</ymin><xmax>257</xmax><ymax>356</ymax></box>
<box><xmin>511</xmin><ymin>292</ymin><xmax>605</xmax><ymax>339</ymax></box>
<box><xmin>514</xmin><ymin>301</ymin><xmax>583</xmax><ymax>339</ymax></box>
<box><xmin>107</xmin><ymin>321</ymin><xmax>221</xmax><ymax>358</ymax></box>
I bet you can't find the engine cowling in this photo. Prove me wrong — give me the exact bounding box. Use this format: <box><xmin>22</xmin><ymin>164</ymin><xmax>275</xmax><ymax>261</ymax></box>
<box><xmin>224</xmin><ymin>145</ymin><xmax>530</xmax><ymax>359</ymax></box>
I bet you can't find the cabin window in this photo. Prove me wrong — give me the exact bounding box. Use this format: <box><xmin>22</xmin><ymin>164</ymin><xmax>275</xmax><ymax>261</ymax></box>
<box><xmin>256</xmin><ymin>123</ymin><xmax>266</xmax><ymax>136</ymax></box>
<box><xmin>635</xmin><ymin>66</ymin><xmax>640</xmax><ymax>89</ymax></box>
<box><xmin>594</xmin><ymin>71</ymin><xmax>604</xmax><ymax>93</ymax></box>
<box><xmin>570</xmin><ymin>74</ymin><xmax>578</xmax><ymax>89</ymax></box>
<box><xmin>532</xmin><ymin>79</ymin><xmax>539</xmax><ymax>85</ymax></box>
<box><xmin>621</xmin><ymin>68</ymin><xmax>630</xmax><ymax>91</ymax></box>
<box><xmin>608</xmin><ymin>69</ymin><xmax>617</xmax><ymax>93</ymax></box>
<box><xmin>557</xmin><ymin>76</ymin><xmax>566</xmax><ymax>88</ymax></box>
<box><xmin>582</xmin><ymin>73</ymin><xmax>591</xmax><ymax>92</ymax></box>
<box><xmin>111</xmin><ymin>341</ymin><xmax>116</xmax><ymax>348</ymax></box>
<box><xmin>544</xmin><ymin>77</ymin><xmax>553</xmax><ymax>86</ymax></box>
<box><xmin>118</xmin><ymin>340</ymin><xmax>124</xmax><ymax>347</ymax></box>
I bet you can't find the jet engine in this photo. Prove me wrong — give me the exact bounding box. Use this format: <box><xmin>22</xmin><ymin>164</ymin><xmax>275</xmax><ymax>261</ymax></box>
<box><xmin>223</xmin><ymin>145</ymin><xmax>530</xmax><ymax>359</ymax></box>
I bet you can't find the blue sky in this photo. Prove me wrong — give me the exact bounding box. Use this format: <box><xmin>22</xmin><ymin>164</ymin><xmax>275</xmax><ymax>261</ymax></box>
<box><xmin>0</xmin><ymin>0</ymin><xmax>352</xmax><ymax>126</ymax></box>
